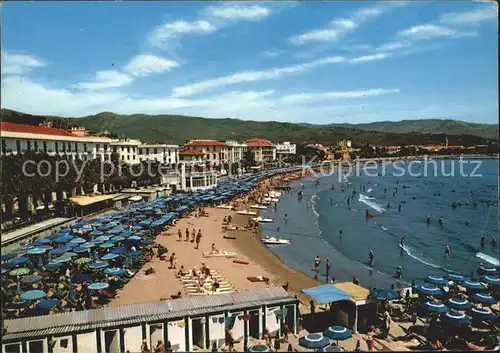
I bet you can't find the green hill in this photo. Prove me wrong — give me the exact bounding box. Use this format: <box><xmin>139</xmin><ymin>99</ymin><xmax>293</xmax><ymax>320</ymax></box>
<box><xmin>0</xmin><ymin>109</ymin><xmax>495</xmax><ymax>147</ymax></box>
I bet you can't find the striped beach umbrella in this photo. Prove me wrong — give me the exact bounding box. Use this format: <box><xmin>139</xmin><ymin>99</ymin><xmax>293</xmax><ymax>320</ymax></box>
<box><xmin>422</xmin><ymin>301</ymin><xmax>449</xmax><ymax>314</ymax></box>
<box><xmin>425</xmin><ymin>276</ymin><xmax>448</xmax><ymax>286</ymax></box>
<box><xmin>459</xmin><ymin>280</ymin><xmax>485</xmax><ymax>291</ymax></box>
<box><xmin>9</xmin><ymin>267</ymin><xmax>30</xmax><ymax>277</ymax></box>
<box><xmin>446</xmin><ymin>297</ymin><xmax>472</xmax><ymax>311</ymax></box>
<box><xmin>481</xmin><ymin>276</ymin><xmax>500</xmax><ymax>286</ymax></box>
<box><xmin>440</xmin><ymin>310</ymin><xmax>471</xmax><ymax>325</ymax></box>
<box><xmin>323</xmin><ymin>326</ymin><xmax>352</xmax><ymax>344</ymax></box>
<box><xmin>299</xmin><ymin>333</ymin><xmax>330</xmax><ymax>350</ymax></box>
<box><xmin>416</xmin><ymin>285</ymin><xmax>443</xmax><ymax>296</ymax></box>
<box><xmin>74</xmin><ymin>257</ymin><xmax>92</xmax><ymax>265</ymax></box>
<box><xmin>468</xmin><ymin>307</ymin><xmax>497</xmax><ymax>321</ymax></box>
<box><xmin>247</xmin><ymin>345</ymin><xmax>270</xmax><ymax>352</ymax></box>
<box><xmin>470</xmin><ymin>292</ymin><xmax>497</xmax><ymax>305</ymax></box>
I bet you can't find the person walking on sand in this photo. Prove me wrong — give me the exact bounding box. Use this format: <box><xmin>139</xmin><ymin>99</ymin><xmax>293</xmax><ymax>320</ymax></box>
<box><xmin>367</xmin><ymin>334</ymin><xmax>374</xmax><ymax>352</ymax></box>
<box><xmin>314</xmin><ymin>256</ymin><xmax>321</xmax><ymax>272</ymax></box>
<box><xmin>185</xmin><ymin>228</ymin><xmax>189</xmax><ymax>242</ymax></box>
<box><xmin>191</xmin><ymin>229</ymin><xmax>196</xmax><ymax>243</ymax></box>
<box><xmin>177</xmin><ymin>229</ymin><xmax>182</xmax><ymax>242</ymax></box>
<box><xmin>195</xmin><ymin>232</ymin><xmax>202</xmax><ymax>249</ymax></box>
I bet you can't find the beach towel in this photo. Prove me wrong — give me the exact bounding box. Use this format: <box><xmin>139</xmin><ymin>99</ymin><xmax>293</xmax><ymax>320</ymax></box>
<box><xmin>202</xmin><ymin>251</ymin><xmax>238</xmax><ymax>258</ymax></box>
<box><xmin>247</xmin><ymin>276</ymin><xmax>269</xmax><ymax>282</ymax></box>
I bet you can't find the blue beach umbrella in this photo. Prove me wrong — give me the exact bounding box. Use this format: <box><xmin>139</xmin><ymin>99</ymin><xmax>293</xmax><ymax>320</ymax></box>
<box><xmin>1</xmin><ymin>254</ymin><xmax>16</xmax><ymax>262</ymax></box>
<box><xmin>50</xmin><ymin>248</ymin><xmax>66</xmax><ymax>256</ymax></box>
<box><xmin>104</xmin><ymin>267</ymin><xmax>123</xmax><ymax>275</ymax></box>
<box><xmin>110</xmin><ymin>247</ymin><xmax>126</xmax><ymax>254</ymax></box>
<box><xmin>470</xmin><ymin>292</ymin><xmax>497</xmax><ymax>305</ymax></box>
<box><xmin>369</xmin><ymin>288</ymin><xmax>400</xmax><ymax>301</ymax></box>
<box><xmin>20</xmin><ymin>289</ymin><xmax>46</xmax><ymax>301</ymax></box>
<box><xmin>321</xmin><ymin>346</ymin><xmax>344</xmax><ymax>352</ymax></box>
<box><xmin>20</xmin><ymin>244</ymin><xmax>34</xmax><ymax>250</ymax></box>
<box><xmin>468</xmin><ymin>307</ymin><xmax>497</xmax><ymax>321</ymax></box>
<box><xmin>484</xmin><ymin>268</ymin><xmax>498</xmax><ymax>275</ymax></box>
<box><xmin>38</xmin><ymin>238</ymin><xmax>52</xmax><ymax>244</ymax></box>
<box><xmin>142</xmin><ymin>240</ymin><xmax>155</xmax><ymax>245</ymax></box>
<box><xmin>59</xmin><ymin>228</ymin><xmax>72</xmax><ymax>233</ymax></box>
<box><xmin>69</xmin><ymin>237</ymin><xmax>86</xmax><ymax>244</ymax></box>
<box><xmin>72</xmin><ymin>273</ymin><xmax>93</xmax><ymax>283</ymax></box>
<box><xmin>11</xmin><ymin>257</ymin><xmax>29</xmax><ymax>266</ymax></box>
<box><xmin>5</xmin><ymin>301</ymin><xmax>29</xmax><ymax>310</ymax></box>
<box><xmin>90</xmin><ymin>230</ymin><xmax>103</xmax><ymax>236</ymax></box>
<box><xmin>481</xmin><ymin>276</ymin><xmax>500</xmax><ymax>286</ymax></box>
<box><xmin>82</xmin><ymin>242</ymin><xmax>96</xmax><ymax>248</ymax></box>
<box><xmin>128</xmin><ymin>250</ymin><xmax>143</xmax><ymax>257</ymax></box>
<box><xmin>440</xmin><ymin>310</ymin><xmax>471</xmax><ymax>325</ymax></box>
<box><xmin>45</xmin><ymin>262</ymin><xmax>63</xmax><ymax>269</ymax></box>
<box><xmin>99</xmin><ymin>242</ymin><xmax>115</xmax><ymax>249</ymax></box>
<box><xmin>27</xmin><ymin>248</ymin><xmax>46</xmax><ymax>255</ymax></box>
<box><xmin>35</xmin><ymin>299</ymin><xmax>60</xmax><ymax>310</ymax></box>
<box><xmin>38</xmin><ymin>245</ymin><xmax>53</xmax><ymax>251</ymax></box>
<box><xmin>422</xmin><ymin>301</ymin><xmax>449</xmax><ymax>314</ymax></box>
<box><xmin>323</xmin><ymin>326</ymin><xmax>352</xmax><ymax>343</ymax></box>
<box><xmin>88</xmin><ymin>261</ymin><xmax>108</xmax><ymax>269</ymax></box>
<box><xmin>425</xmin><ymin>276</ymin><xmax>449</xmax><ymax>286</ymax></box>
<box><xmin>88</xmin><ymin>282</ymin><xmax>110</xmax><ymax>290</ymax></box>
<box><xmin>299</xmin><ymin>333</ymin><xmax>330</xmax><ymax>350</ymax></box>
<box><xmin>73</xmin><ymin>246</ymin><xmax>90</xmax><ymax>254</ymax></box>
<box><xmin>416</xmin><ymin>285</ymin><xmax>443</xmax><ymax>297</ymax></box>
<box><xmin>101</xmin><ymin>253</ymin><xmax>119</xmax><ymax>261</ymax></box>
<box><xmin>21</xmin><ymin>275</ymin><xmax>43</xmax><ymax>284</ymax></box>
<box><xmin>446</xmin><ymin>297</ymin><xmax>472</xmax><ymax>311</ymax></box>
<box><xmin>247</xmin><ymin>345</ymin><xmax>270</xmax><ymax>352</ymax></box>
<box><xmin>459</xmin><ymin>280</ymin><xmax>485</xmax><ymax>291</ymax></box>
<box><xmin>12</xmin><ymin>249</ymin><xmax>27</xmax><ymax>255</ymax></box>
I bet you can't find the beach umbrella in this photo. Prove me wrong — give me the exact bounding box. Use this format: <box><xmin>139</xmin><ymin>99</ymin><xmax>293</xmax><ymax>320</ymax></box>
<box><xmin>142</xmin><ymin>240</ymin><xmax>155</xmax><ymax>245</ymax></box>
<box><xmin>74</xmin><ymin>257</ymin><xmax>92</xmax><ymax>265</ymax></box>
<box><xmin>468</xmin><ymin>307</ymin><xmax>497</xmax><ymax>321</ymax></box>
<box><xmin>72</xmin><ymin>273</ymin><xmax>93</xmax><ymax>283</ymax></box>
<box><xmin>5</xmin><ymin>301</ymin><xmax>29</xmax><ymax>310</ymax></box>
<box><xmin>100</xmin><ymin>242</ymin><xmax>115</xmax><ymax>249</ymax></box>
<box><xmin>59</xmin><ymin>228</ymin><xmax>72</xmax><ymax>233</ymax></box>
<box><xmin>104</xmin><ymin>267</ymin><xmax>123</xmax><ymax>275</ymax></box>
<box><xmin>425</xmin><ymin>276</ymin><xmax>449</xmax><ymax>286</ymax></box>
<box><xmin>64</xmin><ymin>242</ymin><xmax>78</xmax><ymax>250</ymax></box>
<box><xmin>128</xmin><ymin>250</ymin><xmax>143</xmax><ymax>257</ymax></box>
<box><xmin>1</xmin><ymin>253</ymin><xmax>16</xmax><ymax>262</ymax></box>
<box><xmin>299</xmin><ymin>333</ymin><xmax>330</xmax><ymax>350</ymax></box>
<box><xmin>11</xmin><ymin>257</ymin><xmax>29</xmax><ymax>266</ymax></box>
<box><xmin>90</xmin><ymin>230</ymin><xmax>103</xmax><ymax>236</ymax></box>
<box><xmin>20</xmin><ymin>289</ymin><xmax>46</xmax><ymax>301</ymax></box>
<box><xmin>9</xmin><ymin>267</ymin><xmax>30</xmax><ymax>277</ymax></box>
<box><xmin>54</xmin><ymin>237</ymin><xmax>72</xmax><ymax>244</ymax></box>
<box><xmin>321</xmin><ymin>346</ymin><xmax>344</xmax><ymax>352</ymax></box>
<box><xmin>21</xmin><ymin>275</ymin><xmax>42</xmax><ymax>284</ymax></box>
<box><xmin>470</xmin><ymin>292</ymin><xmax>497</xmax><ymax>305</ymax></box>
<box><xmin>73</xmin><ymin>246</ymin><xmax>90</xmax><ymax>254</ymax></box>
<box><xmin>20</xmin><ymin>244</ymin><xmax>34</xmax><ymax>250</ymax></box>
<box><xmin>128</xmin><ymin>235</ymin><xmax>142</xmax><ymax>241</ymax></box>
<box><xmin>38</xmin><ymin>245</ymin><xmax>53</xmax><ymax>251</ymax></box>
<box><xmin>45</xmin><ymin>261</ymin><xmax>64</xmax><ymax>269</ymax></box>
<box><xmin>62</xmin><ymin>252</ymin><xmax>78</xmax><ymax>258</ymax></box>
<box><xmin>112</xmin><ymin>236</ymin><xmax>126</xmax><ymax>242</ymax></box>
<box><xmin>50</xmin><ymin>248</ymin><xmax>67</xmax><ymax>256</ymax></box>
<box><xmin>446</xmin><ymin>297</ymin><xmax>472</xmax><ymax>311</ymax></box>
<box><xmin>440</xmin><ymin>310</ymin><xmax>471</xmax><ymax>325</ymax></box>
<box><xmin>481</xmin><ymin>276</ymin><xmax>500</xmax><ymax>286</ymax></box>
<box><xmin>323</xmin><ymin>326</ymin><xmax>352</xmax><ymax>344</ymax></box>
<box><xmin>110</xmin><ymin>247</ymin><xmax>127</xmax><ymax>255</ymax></box>
<box><xmin>12</xmin><ymin>249</ymin><xmax>27</xmax><ymax>255</ymax></box>
<box><xmin>459</xmin><ymin>280</ymin><xmax>485</xmax><ymax>291</ymax></box>
<box><xmin>247</xmin><ymin>345</ymin><xmax>271</xmax><ymax>352</ymax></box>
<box><xmin>88</xmin><ymin>282</ymin><xmax>110</xmax><ymax>290</ymax></box>
<box><xmin>69</xmin><ymin>237</ymin><xmax>86</xmax><ymax>244</ymax></box>
<box><xmin>484</xmin><ymin>268</ymin><xmax>498</xmax><ymax>275</ymax></box>
<box><xmin>38</xmin><ymin>238</ymin><xmax>52</xmax><ymax>244</ymax></box>
<box><xmin>422</xmin><ymin>301</ymin><xmax>449</xmax><ymax>314</ymax></box>
<box><xmin>35</xmin><ymin>299</ymin><xmax>61</xmax><ymax>310</ymax></box>
<box><xmin>369</xmin><ymin>288</ymin><xmax>400</xmax><ymax>301</ymax></box>
<box><xmin>88</xmin><ymin>261</ymin><xmax>108</xmax><ymax>270</ymax></box>
<box><xmin>83</xmin><ymin>242</ymin><xmax>96</xmax><ymax>248</ymax></box>
<box><xmin>101</xmin><ymin>253</ymin><xmax>119</xmax><ymax>261</ymax></box>
<box><xmin>416</xmin><ymin>285</ymin><xmax>443</xmax><ymax>297</ymax></box>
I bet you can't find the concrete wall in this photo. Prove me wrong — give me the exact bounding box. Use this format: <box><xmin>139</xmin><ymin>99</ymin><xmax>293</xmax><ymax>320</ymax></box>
<box><xmin>52</xmin><ymin>335</ymin><xmax>72</xmax><ymax>353</ymax></box>
<box><xmin>123</xmin><ymin>325</ymin><xmax>142</xmax><ymax>352</ymax></box>
<box><xmin>148</xmin><ymin>323</ymin><xmax>164</xmax><ymax>350</ymax></box>
<box><xmin>266</xmin><ymin>306</ymin><xmax>281</xmax><ymax>335</ymax></box>
<box><xmin>230</xmin><ymin>312</ymin><xmax>245</xmax><ymax>341</ymax></box>
<box><xmin>77</xmin><ymin>332</ymin><xmax>97</xmax><ymax>353</ymax></box>
<box><xmin>208</xmin><ymin>314</ymin><xmax>225</xmax><ymax>347</ymax></box>
<box><xmin>168</xmin><ymin>320</ymin><xmax>186</xmax><ymax>351</ymax></box>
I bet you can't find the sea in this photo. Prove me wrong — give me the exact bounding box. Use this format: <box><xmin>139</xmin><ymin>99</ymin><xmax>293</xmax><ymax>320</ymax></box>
<box><xmin>260</xmin><ymin>157</ymin><xmax>499</xmax><ymax>289</ymax></box>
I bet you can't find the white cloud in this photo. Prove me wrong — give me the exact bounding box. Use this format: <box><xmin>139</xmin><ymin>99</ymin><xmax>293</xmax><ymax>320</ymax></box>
<box><xmin>1</xmin><ymin>51</ymin><xmax>45</xmax><ymax>75</ymax></box>
<box><xmin>289</xmin><ymin>3</ymin><xmax>399</xmax><ymax>45</ymax></box>
<box><xmin>440</xmin><ymin>6</ymin><xmax>497</xmax><ymax>26</ymax></box>
<box><xmin>149</xmin><ymin>20</ymin><xmax>215</xmax><ymax>47</ymax></box>
<box><xmin>397</xmin><ymin>24</ymin><xmax>477</xmax><ymax>40</ymax></box>
<box><xmin>376</xmin><ymin>40</ymin><xmax>412</xmax><ymax>52</ymax></box>
<box><xmin>281</xmin><ymin>88</ymin><xmax>400</xmax><ymax>103</ymax></box>
<box><xmin>260</xmin><ymin>50</ymin><xmax>284</xmax><ymax>58</ymax></box>
<box><xmin>171</xmin><ymin>56</ymin><xmax>346</xmax><ymax>97</ymax></box>
<box><xmin>123</xmin><ymin>54</ymin><xmax>180</xmax><ymax>77</ymax></box>
<box><xmin>207</xmin><ymin>4</ymin><xmax>270</xmax><ymax>20</ymax></box>
<box><xmin>75</xmin><ymin>70</ymin><xmax>133</xmax><ymax>90</ymax></box>
<box><xmin>349</xmin><ymin>53</ymin><xmax>391</xmax><ymax>63</ymax></box>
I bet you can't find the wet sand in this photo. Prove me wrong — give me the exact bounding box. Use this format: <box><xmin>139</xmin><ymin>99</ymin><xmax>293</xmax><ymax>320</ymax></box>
<box><xmin>109</xmin><ymin>170</ymin><xmax>324</xmax><ymax>308</ymax></box>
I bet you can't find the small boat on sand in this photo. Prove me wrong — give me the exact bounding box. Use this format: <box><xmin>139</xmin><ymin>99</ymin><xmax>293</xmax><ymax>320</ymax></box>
<box><xmin>250</xmin><ymin>204</ymin><xmax>268</xmax><ymax>210</ymax></box>
<box><xmin>252</xmin><ymin>216</ymin><xmax>273</xmax><ymax>223</ymax></box>
<box><xmin>262</xmin><ymin>236</ymin><xmax>291</xmax><ymax>245</ymax></box>
<box><xmin>238</xmin><ymin>210</ymin><xmax>258</xmax><ymax>216</ymax></box>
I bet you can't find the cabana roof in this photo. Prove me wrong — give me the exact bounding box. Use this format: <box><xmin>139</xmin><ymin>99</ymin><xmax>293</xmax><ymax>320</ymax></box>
<box><xmin>70</xmin><ymin>194</ymin><xmax>120</xmax><ymax>207</ymax></box>
<box><xmin>3</xmin><ymin>287</ymin><xmax>296</xmax><ymax>341</ymax></box>
<box><xmin>334</xmin><ymin>282</ymin><xmax>370</xmax><ymax>302</ymax></box>
<box><xmin>301</xmin><ymin>284</ymin><xmax>352</xmax><ymax>304</ymax></box>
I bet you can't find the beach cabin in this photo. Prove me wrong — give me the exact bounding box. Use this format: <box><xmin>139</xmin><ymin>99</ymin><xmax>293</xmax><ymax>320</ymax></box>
<box><xmin>2</xmin><ymin>287</ymin><xmax>298</xmax><ymax>353</ymax></box>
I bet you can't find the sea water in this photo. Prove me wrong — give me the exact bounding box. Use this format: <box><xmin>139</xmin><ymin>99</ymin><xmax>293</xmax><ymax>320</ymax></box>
<box><xmin>260</xmin><ymin>158</ymin><xmax>499</xmax><ymax>289</ymax></box>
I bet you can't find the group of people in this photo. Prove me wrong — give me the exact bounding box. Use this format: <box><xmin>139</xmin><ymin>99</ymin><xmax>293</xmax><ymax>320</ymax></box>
<box><xmin>177</xmin><ymin>227</ymin><xmax>203</xmax><ymax>249</ymax></box>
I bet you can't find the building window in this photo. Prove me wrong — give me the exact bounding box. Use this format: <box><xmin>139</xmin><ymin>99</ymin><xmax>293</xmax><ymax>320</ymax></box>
<box><xmin>34</xmin><ymin>141</ymin><xmax>38</xmax><ymax>152</ymax></box>
<box><xmin>2</xmin><ymin>140</ymin><xmax>6</xmax><ymax>154</ymax></box>
<box><xmin>83</xmin><ymin>143</ymin><xmax>87</xmax><ymax>152</ymax></box>
<box><xmin>75</xmin><ymin>142</ymin><xmax>78</xmax><ymax>152</ymax></box>
<box><xmin>139</xmin><ymin>148</ymin><xmax>143</xmax><ymax>154</ymax></box>
<box><xmin>121</xmin><ymin>146</ymin><xmax>124</xmax><ymax>151</ymax></box>
<box><xmin>43</xmin><ymin>141</ymin><xmax>47</xmax><ymax>153</ymax></box>
<box><xmin>146</xmin><ymin>148</ymin><xmax>149</xmax><ymax>155</ymax></box>
<box><xmin>3</xmin><ymin>343</ymin><xmax>21</xmax><ymax>353</ymax></box>
<box><xmin>27</xmin><ymin>140</ymin><xmax>32</xmax><ymax>151</ymax></box>
<box><xmin>55</xmin><ymin>142</ymin><xmax>59</xmax><ymax>153</ymax></box>
<box><xmin>96</xmin><ymin>144</ymin><xmax>100</xmax><ymax>151</ymax></box>
<box><xmin>62</xmin><ymin>143</ymin><xmax>66</xmax><ymax>153</ymax></box>
<box><xmin>67</xmin><ymin>143</ymin><xmax>71</xmax><ymax>152</ymax></box>
<box><xmin>154</xmin><ymin>148</ymin><xmax>157</xmax><ymax>154</ymax></box>
<box><xmin>127</xmin><ymin>155</ymin><xmax>130</xmax><ymax>160</ymax></box>
<box><xmin>121</xmin><ymin>155</ymin><xmax>124</xmax><ymax>160</ymax></box>
<box><xmin>104</xmin><ymin>144</ymin><xmax>108</xmax><ymax>151</ymax></box>
<box><xmin>127</xmin><ymin>146</ymin><xmax>130</xmax><ymax>153</ymax></box>
<box><xmin>113</xmin><ymin>146</ymin><xmax>117</xmax><ymax>152</ymax></box>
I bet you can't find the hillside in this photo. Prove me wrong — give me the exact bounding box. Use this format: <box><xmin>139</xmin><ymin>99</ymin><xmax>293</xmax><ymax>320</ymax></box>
<box><xmin>333</xmin><ymin>119</ymin><xmax>498</xmax><ymax>140</ymax></box>
<box><xmin>0</xmin><ymin>109</ymin><xmax>494</xmax><ymax>147</ymax></box>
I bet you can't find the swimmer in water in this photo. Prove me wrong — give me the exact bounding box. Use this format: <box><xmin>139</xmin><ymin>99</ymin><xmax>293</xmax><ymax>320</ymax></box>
<box><xmin>480</xmin><ymin>235</ymin><xmax>486</xmax><ymax>247</ymax></box>
<box><xmin>465</xmin><ymin>220</ymin><xmax>470</xmax><ymax>227</ymax></box>
<box><xmin>438</xmin><ymin>216</ymin><xmax>443</xmax><ymax>226</ymax></box>
<box><xmin>445</xmin><ymin>246</ymin><xmax>451</xmax><ymax>258</ymax></box>
<box><xmin>399</xmin><ymin>237</ymin><xmax>404</xmax><ymax>248</ymax></box>
<box><xmin>396</xmin><ymin>266</ymin><xmax>403</xmax><ymax>279</ymax></box>
<box><xmin>368</xmin><ymin>250</ymin><xmax>374</xmax><ymax>265</ymax></box>
<box><xmin>492</xmin><ymin>237</ymin><xmax>497</xmax><ymax>247</ymax></box>
<box><xmin>398</xmin><ymin>204</ymin><xmax>402</xmax><ymax>213</ymax></box>
<box><xmin>387</xmin><ymin>203</ymin><xmax>390</xmax><ymax>210</ymax></box>
<box><xmin>284</xmin><ymin>213</ymin><xmax>288</xmax><ymax>221</ymax></box>
<box><xmin>426</xmin><ymin>215</ymin><xmax>430</xmax><ymax>224</ymax></box>
<box><xmin>339</xmin><ymin>229</ymin><xmax>343</xmax><ymax>238</ymax></box>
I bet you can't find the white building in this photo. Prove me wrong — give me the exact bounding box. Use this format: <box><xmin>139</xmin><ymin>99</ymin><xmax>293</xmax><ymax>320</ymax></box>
<box><xmin>183</xmin><ymin>140</ymin><xmax>229</xmax><ymax>166</ymax></box>
<box><xmin>1</xmin><ymin>122</ymin><xmax>113</xmax><ymax>161</ymax></box>
<box><xmin>275</xmin><ymin>141</ymin><xmax>296</xmax><ymax>160</ymax></box>
<box><xmin>225</xmin><ymin>140</ymin><xmax>247</xmax><ymax>164</ymax></box>
<box><xmin>110</xmin><ymin>139</ymin><xmax>141</xmax><ymax>164</ymax></box>
<box><xmin>138</xmin><ymin>143</ymin><xmax>179</xmax><ymax>165</ymax></box>
<box><xmin>245</xmin><ymin>138</ymin><xmax>277</xmax><ymax>163</ymax></box>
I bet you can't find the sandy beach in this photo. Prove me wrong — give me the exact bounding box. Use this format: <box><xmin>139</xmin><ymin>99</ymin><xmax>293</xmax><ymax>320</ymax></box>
<box><xmin>109</xmin><ymin>170</ymin><xmax>323</xmax><ymax>308</ymax></box>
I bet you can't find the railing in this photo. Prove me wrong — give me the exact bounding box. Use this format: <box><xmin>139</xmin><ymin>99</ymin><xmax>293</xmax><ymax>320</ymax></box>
<box><xmin>1</xmin><ymin>215</ymin><xmax>53</xmax><ymax>234</ymax></box>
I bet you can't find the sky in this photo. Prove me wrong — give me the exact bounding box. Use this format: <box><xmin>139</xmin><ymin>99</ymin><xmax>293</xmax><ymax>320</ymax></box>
<box><xmin>1</xmin><ymin>1</ymin><xmax>498</xmax><ymax>124</ymax></box>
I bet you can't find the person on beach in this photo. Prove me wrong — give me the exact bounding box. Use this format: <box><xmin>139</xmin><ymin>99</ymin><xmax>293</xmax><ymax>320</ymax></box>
<box><xmin>185</xmin><ymin>228</ymin><xmax>190</xmax><ymax>242</ymax></box>
<box><xmin>366</xmin><ymin>334</ymin><xmax>374</xmax><ymax>352</ymax></box>
<box><xmin>326</xmin><ymin>258</ymin><xmax>331</xmax><ymax>282</ymax></box>
<box><xmin>177</xmin><ymin>229</ymin><xmax>182</xmax><ymax>242</ymax></box>
<box><xmin>310</xmin><ymin>300</ymin><xmax>316</xmax><ymax>314</ymax></box>
<box><xmin>141</xmin><ymin>339</ymin><xmax>150</xmax><ymax>352</ymax></box>
<box><xmin>396</xmin><ymin>266</ymin><xmax>403</xmax><ymax>279</ymax></box>
<box><xmin>284</xmin><ymin>212</ymin><xmax>288</xmax><ymax>221</ymax></box>
<box><xmin>195</xmin><ymin>232</ymin><xmax>202</xmax><ymax>249</ymax></box>
<box><xmin>426</xmin><ymin>215</ymin><xmax>431</xmax><ymax>224</ymax></box>
<box><xmin>438</xmin><ymin>216</ymin><xmax>443</xmax><ymax>226</ymax></box>
<box><xmin>191</xmin><ymin>229</ymin><xmax>196</xmax><ymax>243</ymax></box>
<box><xmin>154</xmin><ymin>340</ymin><xmax>165</xmax><ymax>353</ymax></box>
<box><xmin>353</xmin><ymin>276</ymin><xmax>360</xmax><ymax>285</ymax></box>
<box><xmin>314</xmin><ymin>256</ymin><xmax>321</xmax><ymax>272</ymax></box>
<box><xmin>169</xmin><ymin>253</ymin><xmax>177</xmax><ymax>269</ymax></box>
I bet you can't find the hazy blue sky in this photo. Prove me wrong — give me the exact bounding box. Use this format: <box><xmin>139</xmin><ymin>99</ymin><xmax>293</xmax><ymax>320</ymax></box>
<box><xmin>2</xmin><ymin>1</ymin><xmax>498</xmax><ymax>124</ymax></box>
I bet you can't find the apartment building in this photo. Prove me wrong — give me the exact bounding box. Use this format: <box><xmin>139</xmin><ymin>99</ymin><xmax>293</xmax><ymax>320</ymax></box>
<box><xmin>138</xmin><ymin>143</ymin><xmax>179</xmax><ymax>164</ymax></box>
<box><xmin>225</xmin><ymin>140</ymin><xmax>247</xmax><ymax>164</ymax></box>
<box><xmin>0</xmin><ymin>122</ymin><xmax>113</xmax><ymax>160</ymax></box>
<box><xmin>183</xmin><ymin>139</ymin><xmax>229</xmax><ymax>166</ymax></box>
<box><xmin>245</xmin><ymin>137</ymin><xmax>276</xmax><ymax>162</ymax></box>
<box><xmin>178</xmin><ymin>149</ymin><xmax>207</xmax><ymax>165</ymax></box>
<box><xmin>110</xmin><ymin>139</ymin><xmax>140</xmax><ymax>164</ymax></box>
<box><xmin>275</xmin><ymin>141</ymin><xmax>296</xmax><ymax>160</ymax></box>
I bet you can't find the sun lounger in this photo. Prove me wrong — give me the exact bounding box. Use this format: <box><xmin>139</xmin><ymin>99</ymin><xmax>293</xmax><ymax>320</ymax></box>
<box><xmin>247</xmin><ymin>276</ymin><xmax>270</xmax><ymax>282</ymax></box>
<box><xmin>202</xmin><ymin>251</ymin><xmax>238</xmax><ymax>258</ymax></box>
